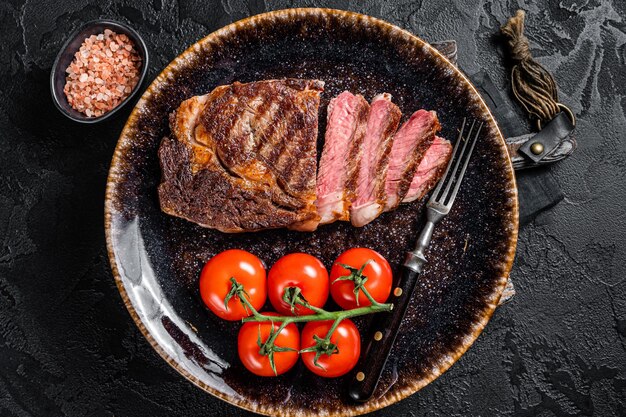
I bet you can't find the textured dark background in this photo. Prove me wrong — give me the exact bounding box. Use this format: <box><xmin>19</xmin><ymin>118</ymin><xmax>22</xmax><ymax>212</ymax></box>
<box><xmin>1</xmin><ymin>0</ymin><xmax>625</xmax><ymax>416</ymax></box>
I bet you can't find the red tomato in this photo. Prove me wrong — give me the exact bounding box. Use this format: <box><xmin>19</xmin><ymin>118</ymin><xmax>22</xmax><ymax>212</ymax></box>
<box><xmin>238</xmin><ymin>313</ymin><xmax>300</xmax><ymax>376</ymax></box>
<box><xmin>268</xmin><ymin>253</ymin><xmax>329</xmax><ymax>316</ymax></box>
<box><xmin>330</xmin><ymin>248</ymin><xmax>392</xmax><ymax>310</ymax></box>
<box><xmin>300</xmin><ymin>319</ymin><xmax>361</xmax><ymax>377</ymax></box>
<box><xmin>199</xmin><ymin>249</ymin><xmax>267</xmax><ymax>321</ymax></box>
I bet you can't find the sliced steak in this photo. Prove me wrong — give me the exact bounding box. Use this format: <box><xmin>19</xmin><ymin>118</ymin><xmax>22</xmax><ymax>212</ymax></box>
<box><xmin>384</xmin><ymin>110</ymin><xmax>440</xmax><ymax>211</ymax></box>
<box><xmin>158</xmin><ymin>79</ymin><xmax>324</xmax><ymax>233</ymax></box>
<box><xmin>316</xmin><ymin>91</ymin><xmax>370</xmax><ymax>224</ymax></box>
<box><xmin>350</xmin><ymin>93</ymin><xmax>402</xmax><ymax>227</ymax></box>
<box><xmin>402</xmin><ymin>136</ymin><xmax>453</xmax><ymax>203</ymax></box>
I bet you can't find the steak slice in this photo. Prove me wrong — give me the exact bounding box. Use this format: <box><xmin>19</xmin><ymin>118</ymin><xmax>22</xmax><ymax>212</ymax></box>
<box><xmin>350</xmin><ymin>93</ymin><xmax>402</xmax><ymax>227</ymax></box>
<box><xmin>316</xmin><ymin>91</ymin><xmax>370</xmax><ymax>224</ymax></box>
<box><xmin>384</xmin><ymin>110</ymin><xmax>440</xmax><ymax>211</ymax></box>
<box><xmin>158</xmin><ymin>79</ymin><xmax>324</xmax><ymax>233</ymax></box>
<box><xmin>402</xmin><ymin>136</ymin><xmax>453</xmax><ymax>203</ymax></box>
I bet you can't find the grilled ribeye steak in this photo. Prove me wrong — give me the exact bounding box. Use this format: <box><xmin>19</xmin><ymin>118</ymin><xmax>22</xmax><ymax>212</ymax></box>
<box><xmin>158</xmin><ymin>79</ymin><xmax>324</xmax><ymax>233</ymax></box>
<box><xmin>316</xmin><ymin>91</ymin><xmax>370</xmax><ymax>224</ymax></box>
<box><xmin>384</xmin><ymin>110</ymin><xmax>440</xmax><ymax>211</ymax></box>
<box><xmin>402</xmin><ymin>136</ymin><xmax>453</xmax><ymax>203</ymax></box>
<box><xmin>350</xmin><ymin>93</ymin><xmax>402</xmax><ymax>227</ymax></box>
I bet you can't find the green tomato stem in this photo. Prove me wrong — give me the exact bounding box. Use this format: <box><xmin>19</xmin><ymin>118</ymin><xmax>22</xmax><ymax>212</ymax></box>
<box><xmin>232</xmin><ymin>276</ymin><xmax>393</xmax><ymax>325</ymax></box>
<box><xmin>356</xmin><ymin>283</ymin><xmax>384</xmax><ymax>308</ymax></box>
<box><xmin>262</xmin><ymin>320</ymin><xmax>289</xmax><ymax>351</ymax></box>
<box><xmin>241</xmin><ymin>302</ymin><xmax>392</xmax><ymax>323</ymax></box>
<box><xmin>321</xmin><ymin>317</ymin><xmax>343</xmax><ymax>346</ymax></box>
<box><xmin>301</xmin><ymin>302</ymin><xmax>332</xmax><ymax>316</ymax></box>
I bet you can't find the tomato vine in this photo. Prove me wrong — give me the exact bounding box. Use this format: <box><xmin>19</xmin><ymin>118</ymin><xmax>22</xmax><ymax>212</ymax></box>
<box><xmin>227</xmin><ymin>267</ymin><xmax>393</xmax><ymax>375</ymax></box>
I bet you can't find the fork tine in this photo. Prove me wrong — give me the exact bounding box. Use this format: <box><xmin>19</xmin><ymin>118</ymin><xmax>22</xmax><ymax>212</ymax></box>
<box><xmin>429</xmin><ymin>118</ymin><xmax>466</xmax><ymax>202</ymax></box>
<box><xmin>438</xmin><ymin>119</ymin><xmax>476</xmax><ymax>203</ymax></box>
<box><xmin>444</xmin><ymin>122</ymin><xmax>483</xmax><ymax>206</ymax></box>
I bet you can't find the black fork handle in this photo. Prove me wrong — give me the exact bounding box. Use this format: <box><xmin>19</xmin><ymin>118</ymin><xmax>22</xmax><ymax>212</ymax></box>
<box><xmin>348</xmin><ymin>262</ymin><xmax>422</xmax><ymax>402</ymax></box>
<box><xmin>348</xmin><ymin>218</ymin><xmax>434</xmax><ymax>402</ymax></box>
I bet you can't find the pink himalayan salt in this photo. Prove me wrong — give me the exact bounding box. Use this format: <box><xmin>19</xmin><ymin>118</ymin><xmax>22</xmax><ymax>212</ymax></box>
<box><xmin>63</xmin><ymin>29</ymin><xmax>141</xmax><ymax>118</ymax></box>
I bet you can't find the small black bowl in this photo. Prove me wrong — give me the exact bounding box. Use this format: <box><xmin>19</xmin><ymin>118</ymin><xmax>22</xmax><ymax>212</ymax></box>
<box><xmin>50</xmin><ymin>20</ymin><xmax>149</xmax><ymax>124</ymax></box>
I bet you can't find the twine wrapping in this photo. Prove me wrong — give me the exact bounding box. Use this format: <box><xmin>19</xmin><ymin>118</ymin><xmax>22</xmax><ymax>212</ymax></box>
<box><xmin>501</xmin><ymin>10</ymin><xmax>560</xmax><ymax>124</ymax></box>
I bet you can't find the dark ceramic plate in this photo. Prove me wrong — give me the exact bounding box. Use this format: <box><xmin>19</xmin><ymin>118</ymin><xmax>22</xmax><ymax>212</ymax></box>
<box><xmin>105</xmin><ymin>8</ymin><xmax>518</xmax><ymax>416</ymax></box>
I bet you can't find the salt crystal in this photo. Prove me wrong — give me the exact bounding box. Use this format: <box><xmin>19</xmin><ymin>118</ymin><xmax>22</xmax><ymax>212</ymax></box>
<box><xmin>63</xmin><ymin>29</ymin><xmax>142</xmax><ymax>117</ymax></box>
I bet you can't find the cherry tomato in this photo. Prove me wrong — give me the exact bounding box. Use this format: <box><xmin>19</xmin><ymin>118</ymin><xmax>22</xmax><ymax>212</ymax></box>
<box><xmin>199</xmin><ymin>249</ymin><xmax>267</xmax><ymax>321</ymax></box>
<box><xmin>238</xmin><ymin>313</ymin><xmax>300</xmax><ymax>376</ymax></box>
<box><xmin>300</xmin><ymin>319</ymin><xmax>361</xmax><ymax>377</ymax></box>
<box><xmin>268</xmin><ymin>253</ymin><xmax>329</xmax><ymax>316</ymax></box>
<box><xmin>330</xmin><ymin>248</ymin><xmax>392</xmax><ymax>310</ymax></box>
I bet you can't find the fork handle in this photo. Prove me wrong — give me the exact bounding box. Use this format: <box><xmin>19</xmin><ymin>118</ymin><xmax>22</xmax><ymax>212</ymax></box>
<box><xmin>348</xmin><ymin>250</ymin><xmax>427</xmax><ymax>402</ymax></box>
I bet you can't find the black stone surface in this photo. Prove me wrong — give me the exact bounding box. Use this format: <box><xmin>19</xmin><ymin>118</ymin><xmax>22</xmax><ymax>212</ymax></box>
<box><xmin>0</xmin><ymin>1</ymin><xmax>624</xmax><ymax>416</ymax></box>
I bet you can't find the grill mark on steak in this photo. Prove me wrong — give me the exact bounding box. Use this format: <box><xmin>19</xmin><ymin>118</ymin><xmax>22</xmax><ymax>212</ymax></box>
<box><xmin>252</xmin><ymin>87</ymin><xmax>291</xmax><ymax>146</ymax></box>
<box><xmin>291</xmin><ymin>94</ymin><xmax>322</xmax><ymax>193</ymax></box>
<box><xmin>215</xmin><ymin>92</ymin><xmax>266</xmax><ymax>170</ymax></box>
<box><xmin>158</xmin><ymin>79</ymin><xmax>323</xmax><ymax>233</ymax></box>
<box><xmin>384</xmin><ymin>110</ymin><xmax>440</xmax><ymax>211</ymax></box>
<box><xmin>263</xmin><ymin>100</ymin><xmax>297</xmax><ymax>168</ymax></box>
<box><xmin>343</xmin><ymin>101</ymin><xmax>370</xmax><ymax>202</ymax></box>
<box><xmin>402</xmin><ymin>136</ymin><xmax>453</xmax><ymax>203</ymax></box>
<box><xmin>274</xmin><ymin>105</ymin><xmax>308</xmax><ymax>184</ymax></box>
<box><xmin>288</xmin><ymin>100</ymin><xmax>319</xmax><ymax>193</ymax></box>
<box><xmin>251</xmin><ymin>101</ymin><xmax>282</xmax><ymax>153</ymax></box>
<box><xmin>316</xmin><ymin>91</ymin><xmax>370</xmax><ymax>224</ymax></box>
<box><xmin>269</xmin><ymin>91</ymin><xmax>320</xmax><ymax>198</ymax></box>
<box><xmin>223</xmin><ymin>94</ymin><xmax>266</xmax><ymax>166</ymax></box>
<box><xmin>198</xmin><ymin>86</ymin><xmax>245</xmax><ymax>155</ymax></box>
<box><xmin>350</xmin><ymin>93</ymin><xmax>402</xmax><ymax>227</ymax></box>
<box><xmin>257</xmin><ymin>92</ymin><xmax>299</xmax><ymax>166</ymax></box>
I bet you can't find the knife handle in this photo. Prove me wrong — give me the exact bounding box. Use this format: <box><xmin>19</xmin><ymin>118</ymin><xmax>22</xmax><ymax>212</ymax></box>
<box><xmin>348</xmin><ymin>261</ymin><xmax>422</xmax><ymax>402</ymax></box>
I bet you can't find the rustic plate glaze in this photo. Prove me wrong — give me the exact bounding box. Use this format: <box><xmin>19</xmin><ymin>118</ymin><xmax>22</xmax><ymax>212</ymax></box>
<box><xmin>105</xmin><ymin>8</ymin><xmax>518</xmax><ymax>416</ymax></box>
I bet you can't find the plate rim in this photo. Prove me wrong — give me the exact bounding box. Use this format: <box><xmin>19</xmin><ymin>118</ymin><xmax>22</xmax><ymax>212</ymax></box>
<box><xmin>104</xmin><ymin>7</ymin><xmax>519</xmax><ymax>416</ymax></box>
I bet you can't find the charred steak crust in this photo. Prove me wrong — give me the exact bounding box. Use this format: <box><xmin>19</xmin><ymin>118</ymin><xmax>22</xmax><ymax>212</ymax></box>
<box><xmin>387</xmin><ymin>112</ymin><xmax>440</xmax><ymax>210</ymax></box>
<box><xmin>402</xmin><ymin>137</ymin><xmax>453</xmax><ymax>203</ymax></box>
<box><xmin>396</xmin><ymin>120</ymin><xmax>439</xmax><ymax>202</ymax></box>
<box><xmin>371</xmin><ymin>97</ymin><xmax>402</xmax><ymax>206</ymax></box>
<box><xmin>350</xmin><ymin>93</ymin><xmax>402</xmax><ymax>227</ymax></box>
<box><xmin>410</xmin><ymin>155</ymin><xmax>449</xmax><ymax>202</ymax></box>
<box><xmin>316</xmin><ymin>92</ymin><xmax>370</xmax><ymax>224</ymax></box>
<box><xmin>343</xmin><ymin>98</ymin><xmax>371</xmax><ymax>209</ymax></box>
<box><xmin>158</xmin><ymin>79</ymin><xmax>324</xmax><ymax>233</ymax></box>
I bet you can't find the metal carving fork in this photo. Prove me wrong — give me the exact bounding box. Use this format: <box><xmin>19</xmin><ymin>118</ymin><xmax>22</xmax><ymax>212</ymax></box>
<box><xmin>349</xmin><ymin>118</ymin><xmax>484</xmax><ymax>402</ymax></box>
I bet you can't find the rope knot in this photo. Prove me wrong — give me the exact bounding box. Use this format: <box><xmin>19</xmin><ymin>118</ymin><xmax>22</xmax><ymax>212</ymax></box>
<box><xmin>501</xmin><ymin>10</ymin><xmax>560</xmax><ymax>124</ymax></box>
<box><xmin>510</xmin><ymin>36</ymin><xmax>531</xmax><ymax>63</ymax></box>
<box><xmin>501</xmin><ymin>10</ymin><xmax>532</xmax><ymax>63</ymax></box>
